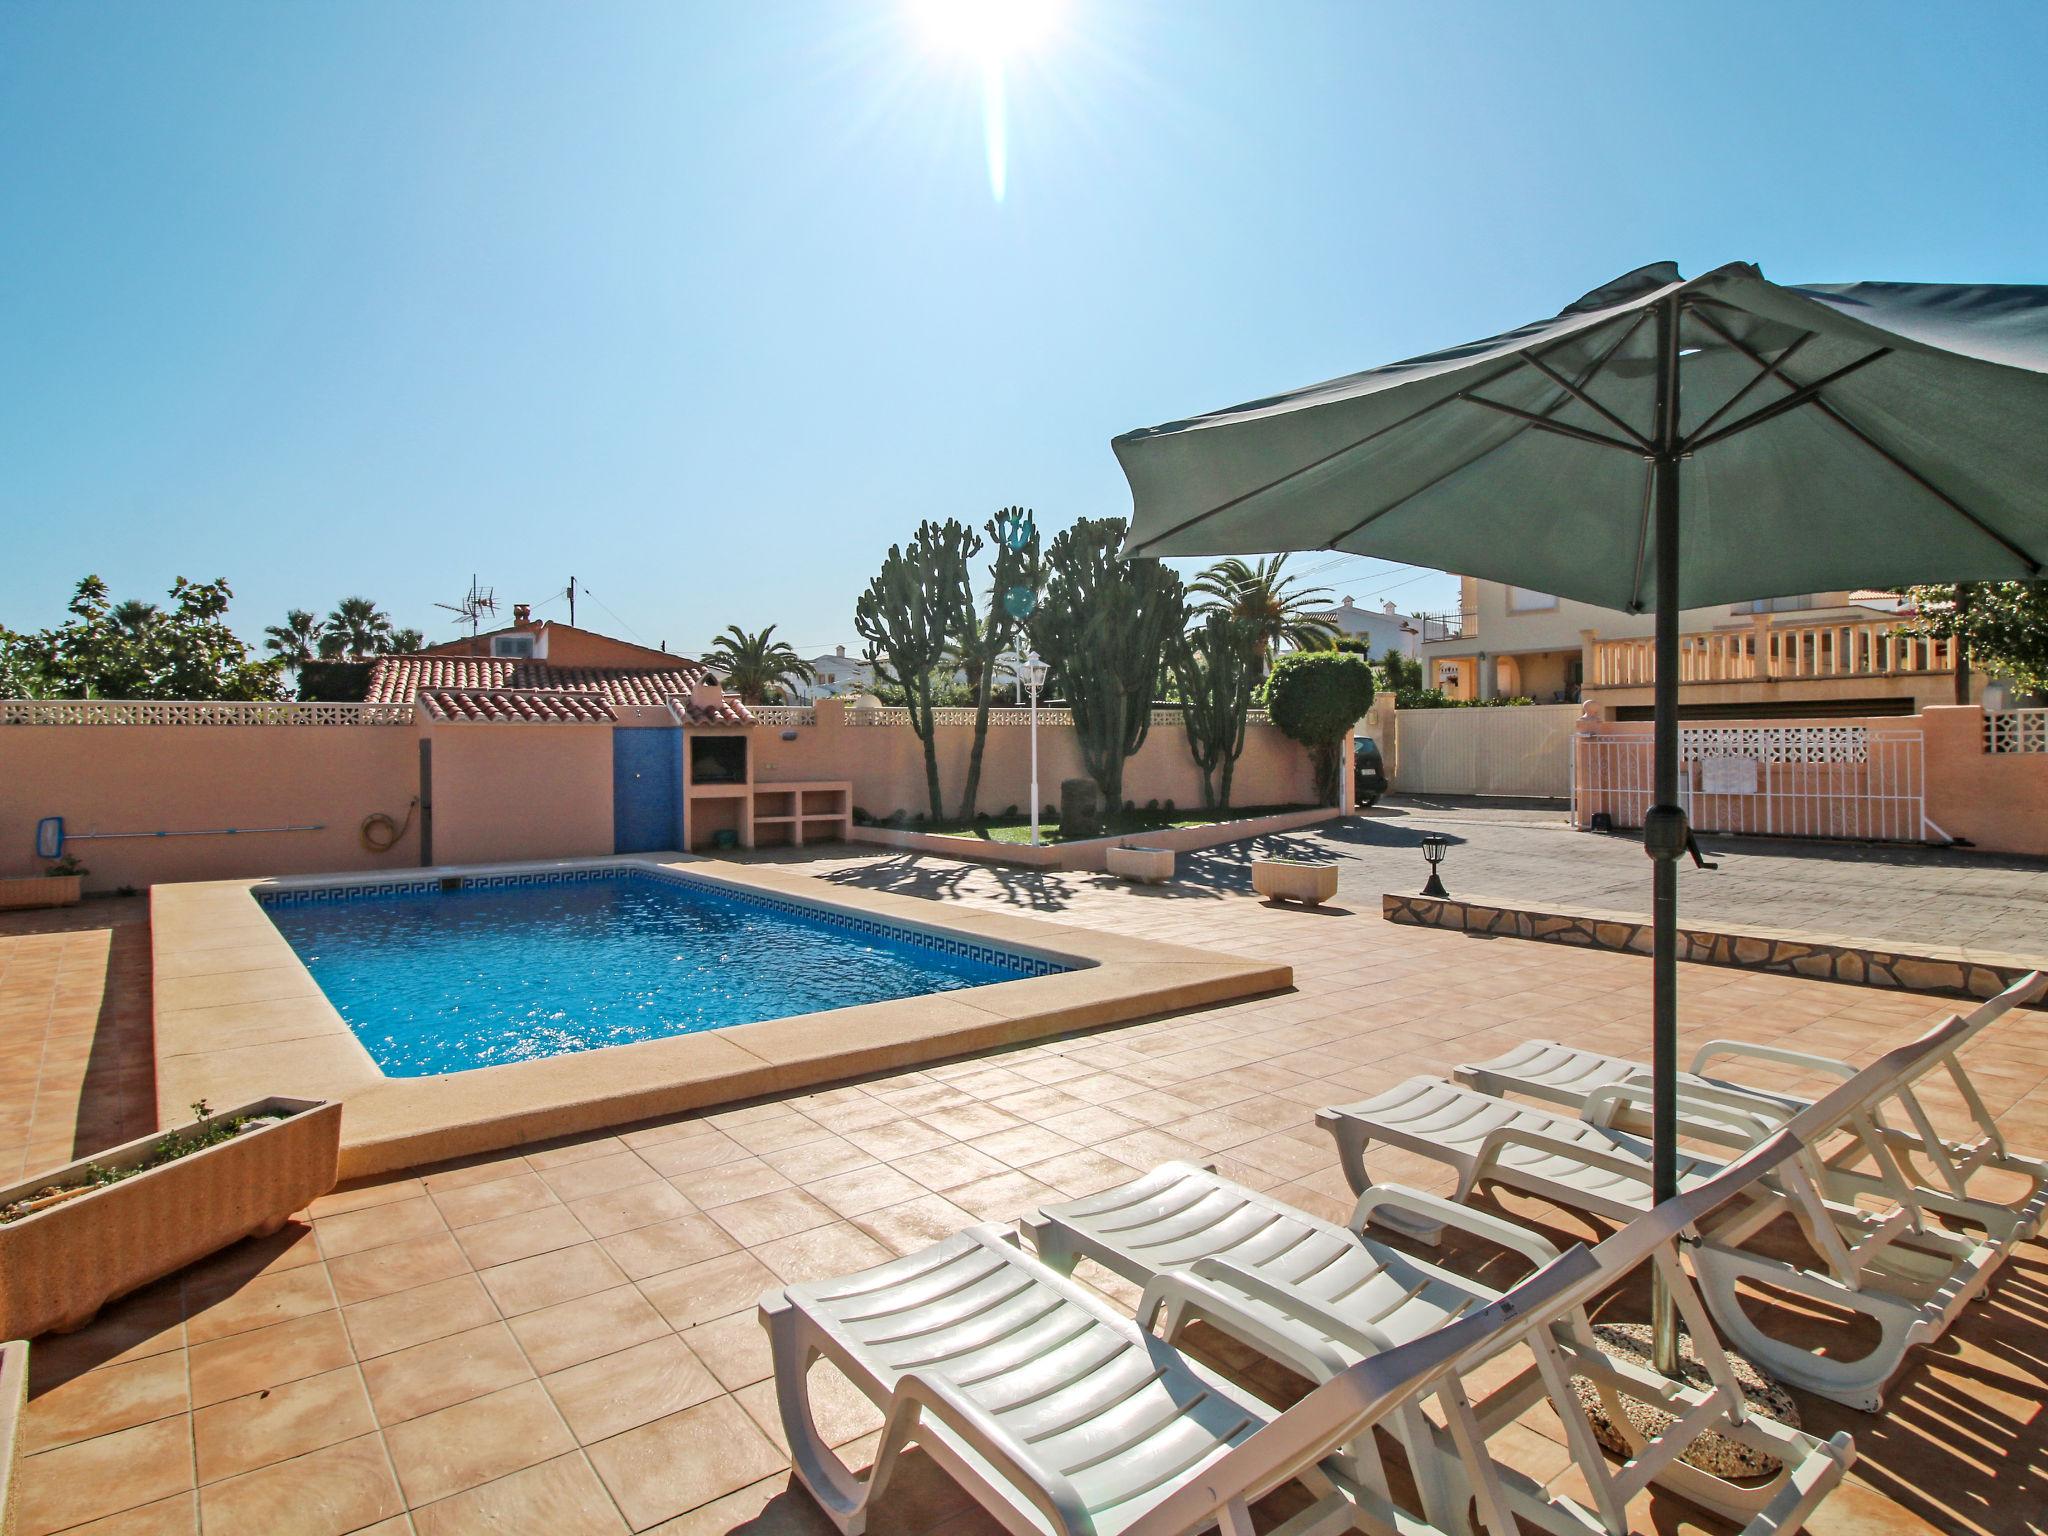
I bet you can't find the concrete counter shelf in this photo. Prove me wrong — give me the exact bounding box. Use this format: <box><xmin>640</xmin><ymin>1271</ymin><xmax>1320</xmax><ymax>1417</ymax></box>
<box><xmin>0</xmin><ymin>1097</ymin><xmax>340</xmax><ymax>1339</ymax></box>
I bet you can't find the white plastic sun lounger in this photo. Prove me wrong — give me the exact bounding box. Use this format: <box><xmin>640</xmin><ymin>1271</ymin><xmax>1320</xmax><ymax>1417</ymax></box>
<box><xmin>760</xmin><ymin>1196</ymin><xmax>1850</xmax><ymax>1536</ymax></box>
<box><xmin>1019</xmin><ymin>1162</ymin><xmax>1557</xmax><ymax>1516</ymax></box>
<box><xmin>1320</xmin><ymin>1034</ymin><xmax>2007</xmax><ymax>1409</ymax></box>
<box><xmin>1021</xmin><ymin>1157</ymin><xmax>1852</xmax><ymax>1536</ymax></box>
<box><xmin>760</xmin><ymin>1218</ymin><xmax>1587</xmax><ymax>1536</ymax></box>
<box><xmin>1455</xmin><ymin>971</ymin><xmax>2048</xmax><ymax>1245</ymax></box>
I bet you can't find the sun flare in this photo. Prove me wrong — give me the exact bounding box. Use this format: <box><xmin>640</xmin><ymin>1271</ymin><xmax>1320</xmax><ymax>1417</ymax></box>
<box><xmin>908</xmin><ymin>0</ymin><xmax>1068</xmax><ymax>202</ymax></box>
<box><xmin>909</xmin><ymin>0</ymin><xmax>1067</xmax><ymax>59</ymax></box>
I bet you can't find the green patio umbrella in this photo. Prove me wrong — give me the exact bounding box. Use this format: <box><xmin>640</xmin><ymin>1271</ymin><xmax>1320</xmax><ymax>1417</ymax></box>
<box><xmin>1114</xmin><ymin>260</ymin><xmax>2048</xmax><ymax>1365</ymax></box>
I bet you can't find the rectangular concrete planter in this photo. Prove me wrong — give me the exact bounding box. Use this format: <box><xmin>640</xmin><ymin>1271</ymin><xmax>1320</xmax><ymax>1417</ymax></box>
<box><xmin>0</xmin><ymin>875</ymin><xmax>81</xmax><ymax>911</ymax></box>
<box><xmin>0</xmin><ymin>1098</ymin><xmax>340</xmax><ymax>1339</ymax></box>
<box><xmin>0</xmin><ymin>1338</ymin><xmax>22</xmax><ymax>1536</ymax></box>
<box><xmin>1251</xmin><ymin>857</ymin><xmax>1339</xmax><ymax>905</ymax></box>
<box><xmin>1106</xmin><ymin>845</ymin><xmax>1175</xmax><ymax>884</ymax></box>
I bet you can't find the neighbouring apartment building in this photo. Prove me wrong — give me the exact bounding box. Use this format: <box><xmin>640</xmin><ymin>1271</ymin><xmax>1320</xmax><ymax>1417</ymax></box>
<box><xmin>1418</xmin><ymin>578</ymin><xmax>1968</xmax><ymax>718</ymax></box>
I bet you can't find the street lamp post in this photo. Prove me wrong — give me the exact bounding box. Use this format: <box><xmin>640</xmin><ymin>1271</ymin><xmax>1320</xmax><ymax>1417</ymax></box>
<box><xmin>1023</xmin><ymin>652</ymin><xmax>1049</xmax><ymax>846</ymax></box>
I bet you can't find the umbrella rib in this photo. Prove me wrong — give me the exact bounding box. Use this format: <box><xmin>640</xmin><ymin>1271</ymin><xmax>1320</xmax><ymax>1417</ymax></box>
<box><xmin>1679</xmin><ymin>324</ymin><xmax>1816</xmax><ymax>446</ymax></box>
<box><xmin>1680</xmin><ymin>303</ymin><xmax>2040</xmax><ymax>576</ymax></box>
<box><xmin>1454</xmin><ymin>395</ymin><xmax>1644</xmax><ymax>453</ymax></box>
<box><xmin>1520</xmin><ymin>350</ymin><xmax>1654</xmax><ymax>450</ymax></box>
<box><xmin>1325</xmin><ymin>310</ymin><xmax>1652</xmax><ymax>549</ymax></box>
<box><xmin>1681</xmin><ymin>348</ymin><xmax>1891</xmax><ymax>452</ymax></box>
<box><xmin>1325</xmin><ymin>431</ymin><xmax>1529</xmax><ymax>548</ymax></box>
<box><xmin>1124</xmin><ymin>307</ymin><xmax>1648</xmax><ymax>556</ymax></box>
<box><xmin>1122</xmin><ymin>367</ymin><xmax>1519</xmax><ymax>556</ymax></box>
<box><xmin>1803</xmin><ymin>397</ymin><xmax>2045</xmax><ymax>575</ymax></box>
<box><xmin>1627</xmin><ymin>458</ymin><xmax>1656</xmax><ymax>614</ymax></box>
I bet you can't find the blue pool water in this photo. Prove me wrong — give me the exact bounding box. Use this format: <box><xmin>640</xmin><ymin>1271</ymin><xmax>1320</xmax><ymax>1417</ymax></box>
<box><xmin>260</xmin><ymin>870</ymin><xmax>1059</xmax><ymax>1078</ymax></box>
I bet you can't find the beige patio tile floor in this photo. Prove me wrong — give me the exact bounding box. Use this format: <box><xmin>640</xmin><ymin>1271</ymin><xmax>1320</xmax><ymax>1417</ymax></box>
<box><xmin>5</xmin><ymin>860</ymin><xmax>2046</xmax><ymax>1534</ymax></box>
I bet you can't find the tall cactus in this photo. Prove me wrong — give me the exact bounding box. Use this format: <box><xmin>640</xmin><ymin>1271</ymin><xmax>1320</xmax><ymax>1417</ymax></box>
<box><xmin>854</xmin><ymin>521</ymin><xmax>976</xmax><ymax>818</ymax></box>
<box><xmin>956</xmin><ymin>508</ymin><xmax>1045</xmax><ymax>819</ymax></box>
<box><xmin>1170</xmin><ymin>611</ymin><xmax>1260</xmax><ymax>810</ymax></box>
<box><xmin>1030</xmin><ymin>517</ymin><xmax>1186</xmax><ymax>812</ymax></box>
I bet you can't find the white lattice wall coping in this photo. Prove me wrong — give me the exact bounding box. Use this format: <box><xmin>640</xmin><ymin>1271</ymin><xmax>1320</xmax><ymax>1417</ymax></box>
<box><xmin>747</xmin><ymin>706</ymin><xmax>818</xmax><ymax>727</ymax></box>
<box><xmin>1679</xmin><ymin>724</ymin><xmax>1869</xmax><ymax>764</ymax></box>
<box><xmin>1985</xmin><ymin>709</ymin><xmax>2048</xmax><ymax>754</ymax></box>
<box><xmin>0</xmin><ymin>699</ymin><xmax>418</xmax><ymax>726</ymax></box>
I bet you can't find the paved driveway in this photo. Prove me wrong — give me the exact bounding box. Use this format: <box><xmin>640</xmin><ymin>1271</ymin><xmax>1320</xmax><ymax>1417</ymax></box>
<box><xmin>1143</xmin><ymin>798</ymin><xmax>2048</xmax><ymax>959</ymax></box>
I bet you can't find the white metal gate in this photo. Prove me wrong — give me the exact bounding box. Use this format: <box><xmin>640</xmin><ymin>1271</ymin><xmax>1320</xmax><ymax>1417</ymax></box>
<box><xmin>1573</xmin><ymin>724</ymin><xmax>1932</xmax><ymax>843</ymax></box>
<box><xmin>1383</xmin><ymin>703</ymin><xmax>1580</xmax><ymax>798</ymax></box>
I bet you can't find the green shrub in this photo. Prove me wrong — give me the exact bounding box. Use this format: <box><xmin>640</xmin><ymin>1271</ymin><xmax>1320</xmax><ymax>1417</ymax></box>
<box><xmin>1267</xmin><ymin>650</ymin><xmax>1376</xmax><ymax>806</ymax></box>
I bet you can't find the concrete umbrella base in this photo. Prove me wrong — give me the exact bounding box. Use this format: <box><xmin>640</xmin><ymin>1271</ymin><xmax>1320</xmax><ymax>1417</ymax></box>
<box><xmin>1571</xmin><ymin>1321</ymin><xmax>1799</xmax><ymax>1477</ymax></box>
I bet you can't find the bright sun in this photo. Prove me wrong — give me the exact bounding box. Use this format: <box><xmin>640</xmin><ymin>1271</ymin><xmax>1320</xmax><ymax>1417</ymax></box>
<box><xmin>908</xmin><ymin>0</ymin><xmax>1068</xmax><ymax>202</ymax></box>
<box><xmin>910</xmin><ymin>0</ymin><xmax>1067</xmax><ymax>59</ymax></box>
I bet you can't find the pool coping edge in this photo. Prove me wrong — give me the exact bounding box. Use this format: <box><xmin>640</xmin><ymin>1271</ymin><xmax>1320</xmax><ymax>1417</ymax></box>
<box><xmin>150</xmin><ymin>853</ymin><xmax>1293</xmax><ymax>1178</ymax></box>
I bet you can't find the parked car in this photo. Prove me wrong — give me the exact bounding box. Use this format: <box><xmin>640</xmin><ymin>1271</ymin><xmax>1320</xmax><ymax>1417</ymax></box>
<box><xmin>1352</xmin><ymin>735</ymin><xmax>1388</xmax><ymax>808</ymax></box>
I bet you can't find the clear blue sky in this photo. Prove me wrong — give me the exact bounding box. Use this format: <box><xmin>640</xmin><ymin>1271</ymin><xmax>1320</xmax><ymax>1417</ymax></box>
<box><xmin>5</xmin><ymin>1</ymin><xmax>2044</xmax><ymax>658</ymax></box>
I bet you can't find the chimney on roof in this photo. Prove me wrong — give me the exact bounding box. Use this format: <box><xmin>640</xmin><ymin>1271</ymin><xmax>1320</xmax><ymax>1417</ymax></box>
<box><xmin>512</xmin><ymin>603</ymin><xmax>532</xmax><ymax>625</ymax></box>
<box><xmin>1340</xmin><ymin>596</ymin><xmax>1355</xmax><ymax>609</ymax></box>
<box><xmin>691</xmin><ymin>675</ymin><xmax>727</xmax><ymax>713</ymax></box>
<box><xmin>836</xmin><ymin>644</ymin><xmax>846</xmax><ymax>658</ymax></box>
<box><xmin>1383</xmin><ymin>601</ymin><xmax>1398</xmax><ymax>615</ymax></box>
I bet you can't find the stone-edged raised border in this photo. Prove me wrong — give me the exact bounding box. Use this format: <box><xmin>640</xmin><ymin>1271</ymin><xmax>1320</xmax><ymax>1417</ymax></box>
<box><xmin>153</xmin><ymin>855</ymin><xmax>1292</xmax><ymax>1178</ymax></box>
<box><xmin>1384</xmin><ymin>891</ymin><xmax>2038</xmax><ymax>1000</ymax></box>
<box><xmin>849</xmin><ymin>805</ymin><xmax>1339</xmax><ymax>872</ymax></box>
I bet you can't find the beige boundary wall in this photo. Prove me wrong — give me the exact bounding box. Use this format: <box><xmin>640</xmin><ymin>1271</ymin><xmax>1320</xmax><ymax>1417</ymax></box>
<box><xmin>3</xmin><ymin>699</ymin><xmax>1317</xmax><ymax>891</ymax></box>
<box><xmin>752</xmin><ymin>700</ymin><xmax>1317</xmax><ymax>821</ymax></box>
<box><xmin>0</xmin><ymin>723</ymin><xmax>423</xmax><ymax>890</ymax></box>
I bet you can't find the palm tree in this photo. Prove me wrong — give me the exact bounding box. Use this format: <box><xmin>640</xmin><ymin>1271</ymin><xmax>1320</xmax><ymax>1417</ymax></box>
<box><xmin>319</xmin><ymin>596</ymin><xmax>395</xmax><ymax>659</ymax></box>
<box><xmin>704</xmin><ymin>624</ymin><xmax>818</xmax><ymax>704</ymax></box>
<box><xmin>1190</xmin><ymin>554</ymin><xmax>1339</xmax><ymax>672</ymax></box>
<box><xmin>389</xmin><ymin>627</ymin><xmax>425</xmax><ymax>653</ymax></box>
<box><xmin>263</xmin><ymin>609</ymin><xmax>323</xmax><ymax>670</ymax></box>
<box><xmin>110</xmin><ymin>600</ymin><xmax>160</xmax><ymax>636</ymax></box>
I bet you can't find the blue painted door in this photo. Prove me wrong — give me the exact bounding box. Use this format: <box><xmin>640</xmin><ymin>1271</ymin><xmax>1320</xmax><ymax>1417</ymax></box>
<box><xmin>613</xmin><ymin>728</ymin><xmax>681</xmax><ymax>853</ymax></box>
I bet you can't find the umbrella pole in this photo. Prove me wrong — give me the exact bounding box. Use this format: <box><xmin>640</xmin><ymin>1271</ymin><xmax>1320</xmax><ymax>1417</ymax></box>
<box><xmin>1647</xmin><ymin>296</ymin><xmax>1685</xmax><ymax>1377</ymax></box>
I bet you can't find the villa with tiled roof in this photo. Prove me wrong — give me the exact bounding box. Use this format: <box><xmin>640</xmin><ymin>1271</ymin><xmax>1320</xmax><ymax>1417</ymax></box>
<box><xmin>366</xmin><ymin>656</ymin><xmax>755</xmax><ymax>726</ymax></box>
<box><xmin>363</xmin><ymin>608</ymin><xmax>756</xmax><ymax>726</ymax></box>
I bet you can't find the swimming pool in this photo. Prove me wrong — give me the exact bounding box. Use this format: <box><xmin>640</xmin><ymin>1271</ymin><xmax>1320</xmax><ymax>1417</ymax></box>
<box><xmin>259</xmin><ymin>868</ymin><xmax>1067</xmax><ymax>1077</ymax></box>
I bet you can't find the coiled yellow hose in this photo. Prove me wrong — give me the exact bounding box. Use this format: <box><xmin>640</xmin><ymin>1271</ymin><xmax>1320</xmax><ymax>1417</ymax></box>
<box><xmin>360</xmin><ymin>797</ymin><xmax>419</xmax><ymax>853</ymax></box>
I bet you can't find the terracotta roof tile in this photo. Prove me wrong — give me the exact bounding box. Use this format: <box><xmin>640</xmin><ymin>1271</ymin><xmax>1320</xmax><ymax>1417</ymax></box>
<box><xmin>681</xmin><ymin>696</ymin><xmax>756</xmax><ymax>727</ymax></box>
<box><xmin>416</xmin><ymin>689</ymin><xmax>619</xmax><ymax>724</ymax></box>
<box><xmin>368</xmin><ymin>655</ymin><xmax>755</xmax><ymax>726</ymax></box>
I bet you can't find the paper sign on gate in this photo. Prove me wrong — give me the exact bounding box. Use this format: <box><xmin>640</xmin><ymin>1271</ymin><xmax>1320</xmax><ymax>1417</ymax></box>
<box><xmin>1700</xmin><ymin>755</ymin><xmax>1760</xmax><ymax>795</ymax></box>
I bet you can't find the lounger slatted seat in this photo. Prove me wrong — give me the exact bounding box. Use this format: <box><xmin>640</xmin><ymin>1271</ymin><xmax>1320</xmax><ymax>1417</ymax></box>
<box><xmin>761</xmin><ymin>1144</ymin><xmax>1853</xmax><ymax>1536</ymax></box>
<box><xmin>1320</xmin><ymin>1033</ymin><xmax>2007</xmax><ymax>1409</ymax></box>
<box><xmin>760</xmin><ymin>1223</ymin><xmax>1286</xmax><ymax>1535</ymax></box>
<box><xmin>1021</xmin><ymin>1154</ymin><xmax>1854</xmax><ymax>1536</ymax></box>
<box><xmin>1314</xmin><ymin>1075</ymin><xmax>1746</xmax><ymax>1235</ymax></box>
<box><xmin>1456</xmin><ymin>971</ymin><xmax>2048</xmax><ymax>1245</ymax></box>
<box><xmin>1018</xmin><ymin>1162</ymin><xmax>1554</xmax><ymax>1516</ymax></box>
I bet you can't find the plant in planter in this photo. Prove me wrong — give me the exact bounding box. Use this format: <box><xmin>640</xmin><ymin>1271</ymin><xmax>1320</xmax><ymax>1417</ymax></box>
<box><xmin>0</xmin><ymin>853</ymin><xmax>87</xmax><ymax>912</ymax></box>
<box><xmin>0</xmin><ymin>1096</ymin><xmax>339</xmax><ymax>1338</ymax></box>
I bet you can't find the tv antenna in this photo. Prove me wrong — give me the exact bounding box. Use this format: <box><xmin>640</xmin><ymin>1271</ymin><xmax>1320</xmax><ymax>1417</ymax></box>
<box><xmin>434</xmin><ymin>575</ymin><xmax>498</xmax><ymax>637</ymax></box>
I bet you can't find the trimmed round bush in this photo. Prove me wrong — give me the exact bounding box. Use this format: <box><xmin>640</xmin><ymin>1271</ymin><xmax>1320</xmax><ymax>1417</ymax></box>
<box><xmin>1266</xmin><ymin>650</ymin><xmax>1377</xmax><ymax>807</ymax></box>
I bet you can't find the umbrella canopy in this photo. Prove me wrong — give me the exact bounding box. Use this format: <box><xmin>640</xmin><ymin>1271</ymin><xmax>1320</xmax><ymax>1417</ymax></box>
<box><xmin>1117</xmin><ymin>261</ymin><xmax>2048</xmax><ymax>608</ymax></box>
<box><xmin>1112</xmin><ymin>259</ymin><xmax>2048</xmax><ymax>1371</ymax></box>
